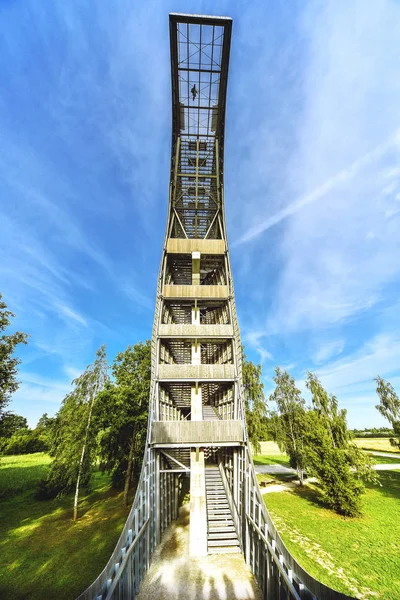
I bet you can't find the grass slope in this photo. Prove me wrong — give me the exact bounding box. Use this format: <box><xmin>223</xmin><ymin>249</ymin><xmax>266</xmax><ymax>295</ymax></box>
<box><xmin>0</xmin><ymin>453</ymin><xmax>129</xmax><ymax>600</ymax></box>
<box><xmin>264</xmin><ymin>472</ymin><xmax>400</xmax><ymax>599</ymax></box>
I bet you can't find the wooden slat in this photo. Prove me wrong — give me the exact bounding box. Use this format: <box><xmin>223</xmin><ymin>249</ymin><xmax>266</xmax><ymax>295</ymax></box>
<box><xmin>158</xmin><ymin>324</ymin><xmax>233</xmax><ymax>338</ymax></box>
<box><xmin>151</xmin><ymin>420</ymin><xmax>243</xmax><ymax>444</ymax></box>
<box><xmin>158</xmin><ymin>363</ymin><xmax>235</xmax><ymax>381</ymax></box>
<box><xmin>163</xmin><ymin>285</ymin><xmax>229</xmax><ymax>299</ymax></box>
<box><xmin>166</xmin><ymin>238</ymin><xmax>226</xmax><ymax>255</ymax></box>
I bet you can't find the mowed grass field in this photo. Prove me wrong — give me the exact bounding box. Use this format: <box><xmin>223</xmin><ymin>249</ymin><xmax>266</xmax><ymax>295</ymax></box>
<box><xmin>0</xmin><ymin>453</ymin><xmax>129</xmax><ymax>600</ymax></box>
<box><xmin>354</xmin><ymin>437</ymin><xmax>400</xmax><ymax>453</ymax></box>
<box><xmin>254</xmin><ymin>441</ymin><xmax>400</xmax><ymax>599</ymax></box>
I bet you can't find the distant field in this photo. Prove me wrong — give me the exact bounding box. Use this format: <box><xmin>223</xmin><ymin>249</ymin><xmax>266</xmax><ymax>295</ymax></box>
<box><xmin>258</xmin><ymin>440</ymin><xmax>282</xmax><ymax>455</ymax></box>
<box><xmin>354</xmin><ymin>437</ymin><xmax>399</xmax><ymax>453</ymax></box>
<box><xmin>0</xmin><ymin>453</ymin><xmax>52</xmax><ymax>499</ymax></box>
<box><xmin>0</xmin><ymin>453</ymin><xmax>128</xmax><ymax>600</ymax></box>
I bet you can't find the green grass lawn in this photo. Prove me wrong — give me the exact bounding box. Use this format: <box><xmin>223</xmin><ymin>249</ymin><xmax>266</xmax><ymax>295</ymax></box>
<box><xmin>371</xmin><ymin>454</ymin><xmax>400</xmax><ymax>465</ymax></box>
<box><xmin>253</xmin><ymin>452</ymin><xmax>290</xmax><ymax>467</ymax></box>
<box><xmin>263</xmin><ymin>471</ymin><xmax>400</xmax><ymax>599</ymax></box>
<box><xmin>0</xmin><ymin>453</ymin><xmax>129</xmax><ymax>600</ymax></box>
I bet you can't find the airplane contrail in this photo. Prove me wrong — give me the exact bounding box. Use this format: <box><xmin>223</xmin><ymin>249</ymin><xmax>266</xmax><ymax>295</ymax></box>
<box><xmin>234</xmin><ymin>129</ymin><xmax>400</xmax><ymax>246</ymax></box>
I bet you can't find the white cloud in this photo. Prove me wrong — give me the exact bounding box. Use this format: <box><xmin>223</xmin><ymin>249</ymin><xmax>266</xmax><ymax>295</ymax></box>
<box><xmin>122</xmin><ymin>283</ymin><xmax>153</xmax><ymax>311</ymax></box>
<box><xmin>312</xmin><ymin>339</ymin><xmax>344</xmax><ymax>365</ymax></box>
<box><xmin>316</xmin><ymin>333</ymin><xmax>400</xmax><ymax>392</ymax></box>
<box><xmin>235</xmin><ymin>131</ymin><xmax>399</xmax><ymax>246</ymax></box>
<box><xmin>243</xmin><ymin>330</ymin><xmax>273</xmax><ymax>364</ymax></box>
<box><xmin>63</xmin><ymin>365</ymin><xmax>83</xmax><ymax>381</ymax></box>
<box><xmin>56</xmin><ymin>303</ymin><xmax>87</xmax><ymax>327</ymax></box>
<box><xmin>263</xmin><ymin>0</ymin><xmax>400</xmax><ymax>333</ymax></box>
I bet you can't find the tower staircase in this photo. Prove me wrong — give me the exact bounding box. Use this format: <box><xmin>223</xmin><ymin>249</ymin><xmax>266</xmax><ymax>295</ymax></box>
<box><xmin>205</xmin><ymin>466</ymin><xmax>240</xmax><ymax>554</ymax></box>
<box><xmin>202</xmin><ymin>405</ymin><xmax>220</xmax><ymax>421</ymax></box>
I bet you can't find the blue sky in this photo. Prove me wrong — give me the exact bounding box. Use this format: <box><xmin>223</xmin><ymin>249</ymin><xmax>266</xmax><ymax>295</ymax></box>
<box><xmin>1</xmin><ymin>0</ymin><xmax>399</xmax><ymax>428</ymax></box>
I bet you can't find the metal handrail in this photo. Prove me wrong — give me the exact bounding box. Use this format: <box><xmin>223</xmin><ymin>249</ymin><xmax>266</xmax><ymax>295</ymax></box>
<box><xmin>104</xmin><ymin>518</ymin><xmax>150</xmax><ymax>600</ymax></box>
<box><xmin>246</xmin><ymin>515</ymin><xmax>302</xmax><ymax>600</ymax></box>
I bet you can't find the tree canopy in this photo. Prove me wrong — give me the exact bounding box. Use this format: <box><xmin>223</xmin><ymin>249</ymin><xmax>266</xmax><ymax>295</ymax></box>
<box><xmin>0</xmin><ymin>293</ymin><xmax>28</xmax><ymax>415</ymax></box>
<box><xmin>242</xmin><ymin>349</ymin><xmax>268</xmax><ymax>453</ymax></box>
<box><xmin>304</xmin><ymin>373</ymin><xmax>377</xmax><ymax>517</ymax></box>
<box><xmin>270</xmin><ymin>368</ymin><xmax>377</xmax><ymax>516</ymax></box>
<box><xmin>269</xmin><ymin>367</ymin><xmax>307</xmax><ymax>484</ymax></box>
<box><xmin>96</xmin><ymin>340</ymin><xmax>151</xmax><ymax>505</ymax></box>
<box><xmin>375</xmin><ymin>376</ymin><xmax>400</xmax><ymax>449</ymax></box>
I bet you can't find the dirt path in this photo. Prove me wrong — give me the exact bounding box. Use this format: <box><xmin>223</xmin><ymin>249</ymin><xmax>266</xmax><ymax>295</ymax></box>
<box><xmin>137</xmin><ymin>506</ymin><xmax>262</xmax><ymax>600</ymax></box>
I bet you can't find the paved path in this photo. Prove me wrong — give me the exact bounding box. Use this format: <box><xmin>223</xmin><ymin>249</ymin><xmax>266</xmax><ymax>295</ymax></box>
<box><xmin>369</xmin><ymin>451</ymin><xmax>400</xmax><ymax>459</ymax></box>
<box><xmin>137</xmin><ymin>505</ymin><xmax>262</xmax><ymax>600</ymax></box>
<box><xmin>254</xmin><ymin>464</ymin><xmax>295</xmax><ymax>476</ymax></box>
<box><xmin>372</xmin><ymin>463</ymin><xmax>400</xmax><ymax>470</ymax></box>
<box><xmin>254</xmin><ymin>459</ymin><xmax>400</xmax><ymax>478</ymax></box>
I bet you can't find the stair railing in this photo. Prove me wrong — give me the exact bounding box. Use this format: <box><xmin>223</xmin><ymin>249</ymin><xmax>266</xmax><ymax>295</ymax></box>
<box><xmin>218</xmin><ymin>461</ymin><xmax>243</xmax><ymax>552</ymax></box>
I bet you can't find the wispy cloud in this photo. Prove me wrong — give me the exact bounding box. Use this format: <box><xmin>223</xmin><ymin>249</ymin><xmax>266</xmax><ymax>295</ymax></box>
<box><xmin>122</xmin><ymin>283</ymin><xmax>154</xmax><ymax>312</ymax></box>
<box><xmin>262</xmin><ymin>0</ymin><xmax>400</xmax><ymax>334</ymax></box>
<box><xmin>56</xmin><ymin>304</ymin><xmax>87</xmax><ymax>327</ymax></box>
<box><xmin>243</xmin><ymin>330</ymin><xmax>273</xmax><ymax>364</ymax></box>
<box><xmin>235</xmin><ymin>130</ymin><xmax>400</xmax><ymax>246</ymax></box>
<box><xmin>312</xmin><ymin>339</ymin><xmax>344</xmax><ymax>365</ymax></box>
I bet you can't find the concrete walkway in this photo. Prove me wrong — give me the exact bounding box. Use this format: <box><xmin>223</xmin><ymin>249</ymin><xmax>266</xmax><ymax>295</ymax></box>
<box><xmin>369</xmin><ymin>451</ymin><xmax>400</xmax><ymax>459</ymax></box>
<box><xmin>254</xmin><ymin>464</ymin><xmax>295</xmax><ymax>476</ymax></box>
<box><xmin>137</xmin><ymin>505</ymin><xmax>262</xmax><ymax>600</ymax></box>
<box><xmin>254</xmin><ymin>459</ymin><xmax>400</xmax><ymax>477</ymax></box>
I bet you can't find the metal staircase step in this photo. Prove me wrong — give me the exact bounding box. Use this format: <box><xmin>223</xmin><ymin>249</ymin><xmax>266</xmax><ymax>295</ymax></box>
<box><xmin>208</xmin><ymin>539</ymin><xmax>240</xmax><ymax>547</ymax></box>
<box><xmin>208</xmin><ymin>526</ymin><xmax>236</xmax><ymax>533</ymax></box>
<box><xmin>208</xmin><ymin>547</ymin><xmax>240</xmax><ymax>555</ymax></box>
<box><xmin>209</xmin><ymin>531</ymin><xmax>238</xmax><ymax>540</ymax></box>
<box><xmin>205</xmin><ymin>467</ymin><xmax>240</xmax><ymax>555</ymax></box>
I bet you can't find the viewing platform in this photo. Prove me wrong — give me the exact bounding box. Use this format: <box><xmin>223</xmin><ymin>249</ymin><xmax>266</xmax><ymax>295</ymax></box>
<box><xmin>158</xmin><ymin>363</ymin><xmax>235</xmax><ymax>381</ymax></box>
<box><xmin>163</xmin><ymin>285</ymin><xmax>229</xmax><ymax>300</ymax></box>
<box><xmin>166</xmin><ymin>238</ymin><xmax>226</xmax><ymax>255</ymax></box>
<box><xmin>158</xmin><ymin>323</ymin><xmax>233</xmax><ymax>339</ymax></box>
<box><xmin>150</xmin><ymin>420</ymin><xmax>244</xmax><ymax>446</ymax></box>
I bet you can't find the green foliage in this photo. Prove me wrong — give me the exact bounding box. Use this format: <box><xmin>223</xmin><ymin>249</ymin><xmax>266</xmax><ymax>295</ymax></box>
<box><xmin>305</xmin><ymin>373</ymin><xmax>377</xmax><ymax>517</ymax></box>
<box><xmin>0</xmin><ymin>293</ymin><xmax>28</xmax><ymax>415</ymax></box>
<box><xmin>269</xmin><ymin>367</ymin><xmax>308</xmax><ymax>484</ymax></box>
<box><xmin>95</xmin><ymin>341</ymin><xmax>151</xmax><ymax>503</ymax></box>
<box><xmin>0</xmin><ymin>412</ymin><xmax>28</xmax><ymax>437</ymax></box>
<box><xmin>1</xmin><ymin>428</ymin><xmax>48</xmax><ymax>456</ymax></box>
<box><xmin>43</xmin><ymin>346</ymin><xmax>109</xmax><ymax>502</ymax></box>
<box><xmin>351</xmin><ymin>426</ymin><xmax>394</xmax><ymax>438</ymax></box>
<box><xmin>269</xmin><ymin>369</ymin><xmax>376</xmax><ymax>516</ymax></box>
<box><xmin>375</xmin><ymin>376</ymin><xmax>400</xmax><ymax>449</ymax></box>
<box><xmin>0</xmin><ymin>412</ymin><xmax>52</xmax><ymax>456</ymax></box>
<box><xmin>242</xmin><ymin>349</ymin><xmax>268</xmax><ymax>454</ymax></box>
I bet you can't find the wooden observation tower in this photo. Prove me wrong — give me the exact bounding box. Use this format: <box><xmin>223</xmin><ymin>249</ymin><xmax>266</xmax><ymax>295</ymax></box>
<box><xmin>78</xmin><ymin>14</ymin><xmax>355</xmax><ymax>600</ymax></box>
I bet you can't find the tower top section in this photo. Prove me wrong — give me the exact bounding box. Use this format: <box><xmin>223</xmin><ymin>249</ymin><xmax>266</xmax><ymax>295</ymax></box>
<box><xmin>169</xmin><ymin>13</ymin><xmax>232</xmax><ymax>148</ymax></box>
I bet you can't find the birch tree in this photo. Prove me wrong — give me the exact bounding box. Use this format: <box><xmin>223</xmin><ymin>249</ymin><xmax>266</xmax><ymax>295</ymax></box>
<box><xmin>270</xmin><ymin>367</ymin><xmax>307</xmax><ymax>485</ymax></box>
<box><xmin>375</xmin><ymin>376</ymin><xmax>400</xmax><ymax>449</ymax></box>
<box><xmin>45</xmin><ymin>345</ymin><xmax>109</xmax><ymax>519</ymax></box>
